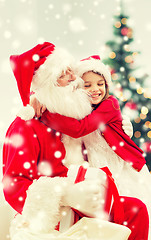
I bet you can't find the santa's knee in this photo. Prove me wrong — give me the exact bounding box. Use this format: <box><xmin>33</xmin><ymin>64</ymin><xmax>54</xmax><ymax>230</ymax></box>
<box><xmin>120</xmin><ymin>196</ymin><xmax>149</xmax><ymax>227</ymax></box>
<box><xmin>121</xmin><ymin>196</ymin><xmax>148</xmax><ymax>214</ymax></box>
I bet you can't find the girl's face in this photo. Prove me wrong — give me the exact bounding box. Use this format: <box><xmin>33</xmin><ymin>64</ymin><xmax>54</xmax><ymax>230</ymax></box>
<box><xmin>82</xmin><ymin>71</ymin><xmax>106</xmax><ymax>105</ymax></box>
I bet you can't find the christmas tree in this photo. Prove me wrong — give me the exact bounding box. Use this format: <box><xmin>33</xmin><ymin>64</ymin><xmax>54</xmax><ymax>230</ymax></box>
<box><xmin>103</xmin><ymin>0</ymin><xmax>151</xmax><ymax>170</ymax></box>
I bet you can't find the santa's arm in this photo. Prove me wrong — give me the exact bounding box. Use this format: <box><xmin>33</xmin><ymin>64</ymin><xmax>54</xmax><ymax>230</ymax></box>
<box><xmin>41</xmin><ymin>96</ymin><xmax>122</xmax><ymax>138</ymax></box>
<box><xmin>2</xmin><ymin>119</ymin><xmax>67</xmax><ymax>233</ymax></box>
<box><xmin>2</xmin><ymin>120</ymin><xmax>39</xmax><ymax>213</ymax></box>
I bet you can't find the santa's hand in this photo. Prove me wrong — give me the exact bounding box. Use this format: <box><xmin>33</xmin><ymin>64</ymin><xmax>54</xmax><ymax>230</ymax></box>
<box><xmin>30</xmin><ymin>95</ymin><xmax>46</xmax><ymax>118</ymax></box>
<box><xmin>62</xmin><ymin>179</ymin><xmax>104</xmax><ymax>217</ymax></box>
<box><xmin>122</xmin><ymin>115</ymin><xmax>133</xmax><ymax>138</ymax></box>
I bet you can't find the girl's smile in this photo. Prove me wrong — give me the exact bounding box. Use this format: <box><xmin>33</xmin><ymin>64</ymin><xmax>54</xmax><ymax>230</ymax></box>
<box><xmin>82</xmin><ymin>71</ymin><xmax>106</xmax><ymax>105</ymax></box>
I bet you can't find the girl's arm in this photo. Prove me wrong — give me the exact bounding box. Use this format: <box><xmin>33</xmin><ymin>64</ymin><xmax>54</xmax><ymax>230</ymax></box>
<box><xmin>41</xmin><ymin>96</ymin><xmax>122</xmax><ymax>138</ymax></box>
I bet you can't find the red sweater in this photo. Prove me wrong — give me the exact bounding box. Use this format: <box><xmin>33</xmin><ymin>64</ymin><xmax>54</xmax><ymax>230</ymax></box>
<box><xmin>41</xmin><ymin>95</ymin><xmax>146</xmax><ymax>171</ymax></box>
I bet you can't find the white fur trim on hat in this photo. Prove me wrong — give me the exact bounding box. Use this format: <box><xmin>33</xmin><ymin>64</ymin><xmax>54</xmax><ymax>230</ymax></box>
<box><xmin>76</xmin><ymin>58</ymin><xmax>112</xmax><ymax>86</ymax></box>
<box><xmin>31</xmin><ymin>47</ymin><xmax>75</xmax><ymax>91</ymax></box>
<box><xmin>17</xmin><ymin>104</ymin><xmax>35</xmax><ymax>121</ymax></box>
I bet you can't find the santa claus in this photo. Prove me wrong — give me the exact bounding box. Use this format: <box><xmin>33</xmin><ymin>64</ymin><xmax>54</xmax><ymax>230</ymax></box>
<box><xmin>2</xmin><ymin>42</ymin><xmax>148</xmax><ymax>240</ymax></box>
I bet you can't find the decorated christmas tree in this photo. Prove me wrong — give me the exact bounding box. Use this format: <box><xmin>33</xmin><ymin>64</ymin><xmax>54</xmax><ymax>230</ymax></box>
<box><xmin>103</xmin><ymin>1</ymin><xmax>151</xmax><ymax>170</ymax></box>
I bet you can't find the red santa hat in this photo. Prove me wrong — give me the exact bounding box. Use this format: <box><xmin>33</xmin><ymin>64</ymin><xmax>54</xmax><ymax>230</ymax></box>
<box><xmin>76</xmin><ymin>55</ymin><xmax>112</xmax><ymax>86</ymax></box>
<box><xmin>10</xmin><ymin>42</ymin><xmax>75</xmax><ymax>120</ymax></box>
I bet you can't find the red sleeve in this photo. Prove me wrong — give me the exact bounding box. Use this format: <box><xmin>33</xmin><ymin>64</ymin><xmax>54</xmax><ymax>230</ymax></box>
<box><xmin>2</xmin><ymin>118</ymin><xmax>40</xmax><ymax>213</ymax></box>
<box><xmin>41</xmin><ymin>96</ymin><xmax>122</xmax><ymax>138</ymax></box>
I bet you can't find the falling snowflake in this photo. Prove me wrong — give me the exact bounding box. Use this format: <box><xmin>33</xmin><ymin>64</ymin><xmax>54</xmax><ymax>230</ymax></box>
<box><xmin>119</xmin><ymin>141</ymin><xmax>124</xmax><ymax>146</ymax></box>
<box><xmin>4</xmin><ymin>30</ymin><xmax>11</xmax><ymax>39</ymax></box>
<box><xmin>112</xmin><ymin>146</ymin><xmax>116</xmax><ymax>151</ymax></box>
<box><xmin>132</xmin><ymin>206</ymin><xmax>139</xmax><ymax>213</ymax></box>
<box><xmin>93</xmin><ymin>1</ymin><xmax>99</xmax><ymax>6</ymax></box>
<box><xmin>54</xmin><ymin>185</ymin><xmax>62</xmax><ymax>193</ymax></box>
<box><xmin>18</xmin><ymin>196</ymin><xmax>24</xmax><ymax>201</ymax></box>
<box><xmin>32</xmin><ymin>54</ymin><xmax>40</xmax><ymax>62</ymax></box>
<box><xmin>54</xmin><ymin>151</ymin><xmax>62</xmax><ymax>158</ymax></box>
<box><xmin>18</xmin><ymin>150</ymin><xmax>24</xmax><ymax>155</ymax></box>
<box><xmin>82</xmin><ymin>161</ymin><xmax>89</xmax><ymax>169</ymax></box>
<box><xmin>123</xmin><ymin>221</ymin><xmax>128</xmax><ymax>226</ymax></box>
<box><xmin>69</xmin><ymin>17</ymin><xmax>87</xmax><ymax>33</ymax></box>
<box><xmin>14</xmin><ymin>16</ymin><xmax>36</xmax><ymax>35</ymax></box>
<box><xmin>23</xmin><ymin>162</ymin><xmax>31</xmax><ymax>169</ymax></box>
<box><xmin>83</xmin><ymin>149</ymin><xmax>87</xmax><ymax>155</ymax></box>
<box><xmin>99</xmin><ymin>123</ymin><xmax>106</xmax><ymax>132</ymax></box>
<box><xmin>37</xmin><ymin>161</ymin><xmax>52</xmax><ymax>176</ymax></box>
<box><xmin>47</xmin><ymin>128</ymin><xmax>51</xmax><ymax>132</ymax></box>
<box><xmin>63</xmin><ymin>3</ymin><xmax>72</xmax><ymax>15</ymax></box>
<box><xmin>61</xmin><ymin>210</ymin><xmax>67</xmax><ymax>216</ymax></box>
<box><xmin>9</xmin><ymin>134</ymin><xmax>24</xmax><ymax>148</ymax></box>
<box><xmin>55</xmin><ymin>14</ymin><xmax>61</xmax><ymax>20</ymax></box>
<box><xmin>48</xmin><ymin>4</ymin><xmax>54</xmax><ymax>10</ymax></box>
<box><xmin>120</xmin><ymin>197</ymin><xmax>125</xmax><ymax>202</ymax></box>
<box><xmin>78</xmin><ymin>40</ymin><xmax>84</xmax><ymax>45</ymax></box>
<box><xmin>56</xmin><ymin>132</ymin><xmax>60</xmax><ymax>136</ymax></box>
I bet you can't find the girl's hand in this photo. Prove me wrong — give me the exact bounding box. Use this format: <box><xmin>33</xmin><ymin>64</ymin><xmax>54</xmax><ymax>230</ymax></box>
<box><xmin>122</xmin><ymin>115</ymin><xmax>133</xmax><ymax>138</ymax></box>
<box><xmin>30</xmin><ymin>95</ymin><xmax>46</xmax><ymax>118</ymax></box>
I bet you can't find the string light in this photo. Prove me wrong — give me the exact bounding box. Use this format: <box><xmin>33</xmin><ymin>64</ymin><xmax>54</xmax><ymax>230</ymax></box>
<box><xmin>123</xmin><ymin>44</ymin><xmax>130</xmax><ymax>52</ymax></box>
<box><xmin>115</xmin><ymin>21</ymin><xmax>121</xmax><ymax>28</ymax></box>
<box><xmin>144</xmin><ymin>89</ymin><xmax>151</xmax><ymax>99</ymax></box>
<box><xmin>137</xmin><ymin>87</ymin><xmax>144</xmax><ymax>94</ymax></box>
<box><xmin>147</xmin><ymin>131</ymin><xmax>151</xmax><ymax>138</ymax></box>
<box><xmin>109</xmin><ymin>52</ymin><xmax>116</xmax><ymax>59</ymax></box>
<box><xmin>132</xmin><ymin>52</ymin><xmax>138</xmax><ymax>57</ymax></box>
<box><xmin>134</xmin><ymin>117</ymin><xmax>141</xmax><ymax>123</ymax></box>
<box><xmin>123</xmin><ymin>36</ymin><xmax>128</xmax><ymax>41</ymax></box>
<box><xmin>134</xmin><ymin>131</ymin><xmax>141</xmax><ymax>138</ymax></box>
<box><xmin>129</xmin><ymin>76</ymin><xmax>136</xmax><ymax>82</ymax></box>
<box><xmin>121</xmin><ymin>18</ymin><xmax>127</xmax><ymax>24</ymax></box>
<box><xmin>120</xmin><ymin>96</ymin><xmax>127</xmax><ymax>102</ymax></box>
<box><xmin>145</xmin><ymin>121</ymin><xmax>151</xmax><ymax>128</ymax></box>
<box><xmin>112</xmin><ymin>73</ymin><xmax>118</xmax><ymax>80</ymax></box>
<box><xmin>140</xmin><ymin>113</ymin><xmax>146</xmax><ymax>120</ymax></box>
<box><xmin>120</xmin><ymin>67</ymin><xmax>125</xmax><ymax>72</ymax></box>
<box><xmin>125</xmin><ymin>55</ymin><xmax>133</xmax><ymax>63</ymax></box>
<box><xmin>127</xmin><ymin>28</ymin><xmax>133</xmax><ymax>38</ymax></box>
<box><xmin>141</xmin><ymin>106</ymin><xmax>148</xmax><ymax>115</ymax></box>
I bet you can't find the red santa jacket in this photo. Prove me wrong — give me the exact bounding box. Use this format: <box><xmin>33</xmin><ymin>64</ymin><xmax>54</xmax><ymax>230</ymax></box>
<box><xmin>3</xmin><ymin>117</ymin><xmax>68</xmax><ymax>213</ymax></box>
<box><xmin>40</xmin><ymin>95</ymin><xmax>146</xmax><ymax>172</ymax></box>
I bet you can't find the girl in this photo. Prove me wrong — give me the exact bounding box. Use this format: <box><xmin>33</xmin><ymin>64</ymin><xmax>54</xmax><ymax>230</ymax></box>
<box><xmin>35</xmin><ymin>55</ymin><xmax>151</xmax><ymax>237</ymax></box>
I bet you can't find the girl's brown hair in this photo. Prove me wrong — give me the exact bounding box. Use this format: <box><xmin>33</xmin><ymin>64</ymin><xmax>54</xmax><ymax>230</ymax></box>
<box><xmin>92</xmin><ymin>70</ymin><xmax>110</xmax><ymax>102</ymax></box>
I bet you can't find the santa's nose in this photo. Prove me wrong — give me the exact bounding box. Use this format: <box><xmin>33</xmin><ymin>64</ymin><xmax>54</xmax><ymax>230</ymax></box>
<box><xmin>69</xmin><ymin>72</ymin><xmax>76</xmax><ymax>82</ymax></box>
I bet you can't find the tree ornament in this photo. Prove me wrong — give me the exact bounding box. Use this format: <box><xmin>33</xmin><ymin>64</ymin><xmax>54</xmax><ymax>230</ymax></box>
<box><xmin>142</xmin><ymin>142</ymin><xmax>151</xmax><ymax>153</ymax></box>
<box><xmin>121</xmin><ymin>27</ymin><xmax>129</xmax><ymax>36</ymax></box>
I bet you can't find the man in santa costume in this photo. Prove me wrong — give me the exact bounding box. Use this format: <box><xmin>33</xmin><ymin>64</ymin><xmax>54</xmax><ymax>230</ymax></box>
<box><xmin>2</xmin><ymin>42</ymin><xmax>149</xmax><ymax>240</ymax></box>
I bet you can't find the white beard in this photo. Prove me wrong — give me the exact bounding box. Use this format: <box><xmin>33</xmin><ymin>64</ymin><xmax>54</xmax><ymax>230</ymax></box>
<box><xmin>35</xmin><ymin>76</ymin><xmax>92</xmax><ymax>120</ymax></box>
<box><xmin>35</xmin><ymin>77</ymin><xmax>92</xmax><ymax>167</ymax></box>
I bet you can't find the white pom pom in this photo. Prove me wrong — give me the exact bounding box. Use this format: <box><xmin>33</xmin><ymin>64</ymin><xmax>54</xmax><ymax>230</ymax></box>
<box><xmin>17</xmin><ymin>104</ymin><xmax>35</xmax><ymax>121</ymax></box>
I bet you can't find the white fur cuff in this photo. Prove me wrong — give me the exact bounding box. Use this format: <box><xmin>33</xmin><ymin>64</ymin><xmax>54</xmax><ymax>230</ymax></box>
<box><xmin>21</xmin><ymin>176</ymin><xmax>68</xmax><ymax>233</ymax></box>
